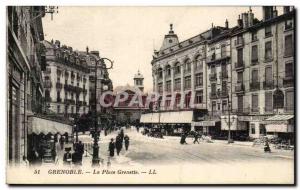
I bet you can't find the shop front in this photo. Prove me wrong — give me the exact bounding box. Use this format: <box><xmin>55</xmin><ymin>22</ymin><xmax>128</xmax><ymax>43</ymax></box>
<box><xmin>27</xmin><ymin>116</ymin><xmax>73</xmax><ymax>165</ymax></box>
<box><xmin>264</xmin><ymin>114</ymin><xmax>294</xmax><ymax>144</ymax></box>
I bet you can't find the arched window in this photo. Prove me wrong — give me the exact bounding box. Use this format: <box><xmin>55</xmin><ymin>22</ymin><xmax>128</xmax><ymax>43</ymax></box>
<box><xmin>174</xmin><ymin>62</ymin><xmax>181</xmax><ymax>75</ymax></box>
<box><xmin>184</xmin><ymin>59</ymin><xmax>191</xmax><ymax>72</ymax></box>
<box><xmin>165</xmin><ymin>65</ymin><xmax>171</xmax><ymax>76</ymax></box>
<box><xmin>157</xmin><ymin>68</ymin><xmax>163</xmax><ymax>79</ymax></box>
<box><xmin>194</xmin><ymin>55</ymin><xmax>202</xmax><ymax>71</ymax></box>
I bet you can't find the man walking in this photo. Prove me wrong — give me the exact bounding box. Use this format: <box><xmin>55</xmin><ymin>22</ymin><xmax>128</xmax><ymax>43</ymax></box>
<box><xmin>124</xmin><ymin>135</ymin><xmax>130</xmax><ymax>151</ymax></box>
<box><xmin>193</xmin><ymin>131</ymin><xmax>200</xmax><ymax>144</ymax></box>
<box><xmin>108</xmin><ymin>138</ymin><xmax>115</xmax><ymax>157</ymax></box>
<box><xmin>115</xmin><ymin>135</ymin><xmax>123</xmax><ymax>156</ymax></box>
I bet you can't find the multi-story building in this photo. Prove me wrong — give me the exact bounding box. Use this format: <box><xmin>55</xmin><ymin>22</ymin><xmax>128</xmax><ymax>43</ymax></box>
<box><xmin>42</xmin><ymin>40</ymin><xmax>90</xmax><ymax>118</ymax></box>
<box><xmin>7</xmin><ymin>6</ymin><xmax>46</xmax><ymax>165</ymax></box>
<box><xmin>228</xmin><ymin>6</ymin><xmax>295</xmax><ymax>140</ymax></box>
<box><xmin>145</xmin><ymin>6</ymin><xmax>295</xmax><ymax>141</ymax></box>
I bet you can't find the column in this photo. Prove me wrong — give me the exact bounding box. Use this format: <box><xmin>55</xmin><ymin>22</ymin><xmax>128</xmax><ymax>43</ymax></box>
<box><xmin>171</xmin><ymin>65</ymin><xmax>174</xmax><ymax>94</ymax></box>
<box><xmin>162</xmin><ymin>68</ymin><xmax>166</xmax><ymax>110</ymax></box>
<box><xmin>180</xmin><ymin>64</ymin><xmax>184</xmax><ymax>109</ymax></box>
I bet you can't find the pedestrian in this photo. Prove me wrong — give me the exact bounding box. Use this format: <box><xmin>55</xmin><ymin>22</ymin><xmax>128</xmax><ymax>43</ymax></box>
<box><xmin>63</xmin><ymin>147</ymin><xmax>72</xmax><ymax>166</ymax></box>
<box><xmin>193</xmin><ymin>131</ymin><xmax>200</xmax><ymax>144</ymax></box>
<box><xmin>264</xmin><ymin>139</ymin><xmax>271</xmax><ymax>153</ymax></box>
<box><xmin>72</xmin><ymin>150</ymin><xmax>82</xmax><ymax>166</ymax></box>
<box><xmin>108</xmin><ymin>138</ymin><xmax>115</xmax><ymax>157</ymax></box>
<box><xmin>124</xmin><ymin>135</ymin><xmax>130</xmax><ymax>151</ymax></box>
<box><xmin>59</xmin><ymin>135</ymin><xmax>65</xmax><ymax>150</ymax></box>
<box><xmin>115</xmin><ymin>135</ymin><xmax>123</xmax><ymax>156</ymax></box>
<box><xmin>180</xmin><ymin>132</ymin><xmax>188</xmax><ymax>145</ymax></box>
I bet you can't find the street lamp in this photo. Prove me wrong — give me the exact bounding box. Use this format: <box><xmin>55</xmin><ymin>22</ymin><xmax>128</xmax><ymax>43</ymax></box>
<box><xmin>92</xmin><ymin>57</ymin><xmax>113</xmax><ymax>166</ymax></box>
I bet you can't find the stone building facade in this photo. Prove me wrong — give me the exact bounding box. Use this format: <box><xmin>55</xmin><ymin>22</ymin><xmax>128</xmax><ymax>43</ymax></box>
<box><xmin>42</xmin><ymin>40</ymin><xmax>90</xmax><ymax>119</ymax></box>
<box><xmin>149</xmin><ymin>6</ymin><xmax>295</xmax><ymax>140</ymax></box>
<box><xmin>7</xmin><ymin>6</ymin><xmax>46</xmax><ymax>165</ymax></box>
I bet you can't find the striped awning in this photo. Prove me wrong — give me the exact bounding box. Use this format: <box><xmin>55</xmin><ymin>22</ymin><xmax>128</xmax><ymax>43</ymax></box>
<box><xmin>265</xmin><ymin>114</ymin><xmax>294</xmax><ymax>121</ymax></box>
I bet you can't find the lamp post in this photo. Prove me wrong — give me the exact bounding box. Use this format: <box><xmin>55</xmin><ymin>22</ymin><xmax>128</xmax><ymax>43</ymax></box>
<box><xmin>92</xmin><ymin>57</ymin><xmax>113</xmax><ymax>166</ymax></box>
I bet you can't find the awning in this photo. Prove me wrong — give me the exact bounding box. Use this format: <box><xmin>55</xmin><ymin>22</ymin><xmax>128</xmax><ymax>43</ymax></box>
<box><xmin>140</xmin><ymin>111</ymin><xmax>193</xmax><ymax>124</ymax></box>
<box><xmin>265</xmin><ymin>114</ymin><xmax>294</xmax><ymax>121</ymax></box>
<box><xmin>29</xmin><ymin>116</ymin><xmax>73</xmax><ymax>135</ymax></box>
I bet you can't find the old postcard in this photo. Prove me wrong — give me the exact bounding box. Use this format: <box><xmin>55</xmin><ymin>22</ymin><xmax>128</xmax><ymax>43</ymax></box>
<box><xmin>6</xmin><ymin>6</ymin><xmax>295</xmax><ymax>184</ymax></box>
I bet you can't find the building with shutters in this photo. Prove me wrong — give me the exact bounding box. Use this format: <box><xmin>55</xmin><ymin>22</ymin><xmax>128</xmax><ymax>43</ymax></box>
<box><xmin>146</xmin><ymin>6</ymin><xmax>295</xmax><ymax>141</ymax></box>
<box><xmin>7</xmin><ymin>6</ymin><xmax>46</xmax><ymax>165</ymax></box>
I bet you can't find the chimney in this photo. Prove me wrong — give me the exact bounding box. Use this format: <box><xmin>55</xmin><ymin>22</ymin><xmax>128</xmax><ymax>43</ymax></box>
<box><xmin>242</xmin><ymin>12</ymin><xmax>249</xmax><ymax>28</ymax></box>
<box><xmin>225</xmin><ymin>19</ymin><xmax>229</xmax><ymax>29</ymax></box>
<box><xmin>273</xmin><ymin>6</ymin><xmax>278</xmax><ymax>17</ymax></box>
<box><xmin>86</xmin><ymin>46</ymin><xmax>89</xmax><ymax>54</ymax></box>
<box><xmin>237</xmin><ymin>15</ymin><xmax>243</xmax><ymax>27</ymax></box>
<box><xmin>54</xmin><ymin>40</ymin><xmax>60</xmax><ymax>47</ymax></box>
<box><xmin>248</xmin><ymin>7</ymin><xmax>254</xmax><ymax>27</ymax></box>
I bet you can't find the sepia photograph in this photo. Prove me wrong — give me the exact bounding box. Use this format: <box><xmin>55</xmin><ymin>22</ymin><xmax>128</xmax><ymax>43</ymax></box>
<box><xmin>6</xmin><ymin>5</ymin><xmax>295</xmax><ymax>185</ymax></box>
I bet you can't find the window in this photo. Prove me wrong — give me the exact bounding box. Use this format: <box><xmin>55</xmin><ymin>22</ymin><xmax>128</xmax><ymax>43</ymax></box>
<box><xmin>57</xmin><ymin>91</ymin><xmax>61</xmax><ymax>102</ymax></box>
<box><xmin>174</xmin><ymin>78</ymin><xmax>181</xmax><ymax>91</ymax></box>
<box><xmin>184</xmin><ymin>60</ymin><xmax>191</xmax><ymax>72</ymax></box>
<box><xmin>158</xmin><ymin>83</ymin><xmax>163</xmax><ymax>93</ymax></box>
<box><xmin>211</xmin><ymin>83</ymin><xmax>216</xmax><ymax>94</ymax></box>
<box><xmin>194</xmin><ymin>56</ymin><xmax>202</xmax><ymax>71</ymax></box>
<box><xmin>71</xmin><ymin>106</ymin><xmax>74</xmax><ymax>114</ymax></box>
<box><xmin>259</xmin><ymin>124</ymin><xmax>266</xmax><ymax>135</ymax></box>
<box><xmin>174</xmin><ymin>63</ymin><xmax>181</xmax><ymax>74</ymax></box>
<box><xmin>285</xmin><ymin>62</ymin><xmax>293</xmax><ymax>78</ymax></box>
<box><xmin>184</xmin><ymin>76</ymin><xmax>191</xmax><ymax>90</ymax></box>
<box><xmin>285</xmin><ymin>19</ymin><xmax>293</xmax><ymax>30</ymax></box>
<box><xmin>251</xmin><ymin>45</ymin><xmax>258</xmax><ymax>62</ymax></box>
<box><xmin>175</xmin><ymin>94</ymin><xmax>181</xmax><ymax>106</ymax></box>
<box><xmin>222</xmin><ymin>100</ymin><xmax>228</xmax><ymax>112</ymax></box>
<box><xmin>252</xmin><ymin>70</ymin><xmax>258</xmax><ymax>83</ymax></box>
<box><xmin>252</xmin><ymin>94</ymin><xmax>258</xmax><ymax>111</ymax></box>
<box><xmin>252</xmin><ymin>31</ymin><xmax>258</xmax><ymax>41</ymax></box>
<box><xmin>251</xmin><ymin>124</ymin><xmax>255</xmax><ymax>134</ymax></box>
<box><xmin>265</xmin><ymin>41</ymin><xmax>272</xmax><ymax>60</ymax></box>
<box><xmin>237</xmin><ymin>48</ymin><xmax>243</xmax><ymax>65</ymax></box>
<box><xmin>221</xmin><ymin>44</ymin><xmax>226</xmax><ymax>58</ymax></box>
<box><xmin>166</xmin><ymin>66</ymin><xmax>171</xmax><ymax>76</ymax></box>
<box><xmin>265</xmin><ymin>92</ymin><xmax>273</xmax><ymax>112</ymax></box>
<box><xmin>166</xmin><ymin>81</ymin><xmax>171</xmax><ymax>92</ymax></box>
<box><xmin>195</xmin><ymin>73</ymin><xmax>203</xmax><ymax>87</ymax></box>
<box><xmin>221</xmin><ymin>81</ymin><xmax>227</xmax><ymax>93</ymax></box>
<box><xmin>158</xmin><ymin>69</ymin><xmax>163</xmax><ymax>79</ymax></box>
<box><xmin>211</xmin><ymin>65</ymin><xmax>216</xmax><ymax>74</ymax></box>
<box><xmin>284</xmin><ymin>35</ymin><xmax>293</xmax><ymax>57</ymax></box>
<box><xmin>286</xmin><ymin>91</ymin><xmax>294</xmax><ymax>111</ymax></box>
<box><xmin>265</xmin><ymin>25</ymin><xmax>272</xmax><ymax>37</ymax></box>
<box><xmin>57</xmin><ymin>105</ymin><xmax>60</xmax><ymax>113</ymax></box>
<box><xmin>195</xmin><ymin>91</ymin><xmax>203</xmax><ymax>104</ymax></box>
<box><xmin>238</xmin><ymin>95</ymin><xmax>243</xmax><ymax>112</ymax></box>
<box><xmin>237</xmin><ymin>71</ymin><xmax>243</xmax><ymax>82</ymax></box>
<box><xmin>265</xmin><ymin>67</ymin><xmax>272</xmax><ymax>82</ymax></box>
<box><xmin>212</xmin><ymin>101</ymin><xmax>216</xmax><ymax>112</ymax></box>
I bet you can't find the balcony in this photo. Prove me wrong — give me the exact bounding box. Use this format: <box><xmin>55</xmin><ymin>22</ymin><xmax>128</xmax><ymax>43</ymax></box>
<box><xmin>251</xmin><ymin>58</ymin><xmax>258</xmax><ymax>65</ymax></box>
<box><xmin>235</xmin><ymin>83</ymin><xmax>245</xmax><ymax>93</ymax></box>
<box><xmin>219</xmin><ymin>71</ymin><xmax>228</xmax><ymax>80</ymax></box>
<box><xmin>218</xmin><ymin>90</ymin><xmax>229</xmax><ymax>98</ymax></box>
<box><xmin>234</xmin><ymin>38</ymin><xmax>244</xmax><ymax>47</ymax></box>
<box><xmin>233</xmin><ymin>107</ymin><xmax>250</xmax><ymax>115</ymax></box>
<box><xmin>264</xmin><ymin>107</ymin><xmax>274</xmax><ymax>113</ymax></box>
<box><xmin>284</xmin><ymin>106</ymin><xmax>294</xmax><ymax>113</ymax></box>
<box><xmin>56</xmin><ymin>82</ymin><xmax>63</xmax><ymax>89</ymax></box>
<box><xmin>283</xmin><ymin>77</ymin><xmax>294</xmax><ymax>87</ymax></box>
<box><xmin>209</xmin><ymin>73</ymin><xmax>217</xmax><ymax>81</ymax></box>
<box><xmin>263</xmin><ymin>81</ymin><xmax>274</xmax><ymax>90</ymax></box>
<box><xmin>209</xmin><ymin>92</ymin><xmax>218</xmax><ymax>99</ymax></box>
<box><xmin>250</xmin><ymin>81</ymin><xmax>260</xmax><ymax>91</ymax></box>
<box><xmin>251</xmin><ymin>107</ymin><xmax>260</xmax><ymax>113</ymax></box>
<box><xmin>44</xmin><ymin>81</ymin><xmax>52</xmax><ymax>88</ymax></box>
<box><xmin>235</xmin><ymin>61</ymin><xmax>244</xmax><ymax>70</ymax></box>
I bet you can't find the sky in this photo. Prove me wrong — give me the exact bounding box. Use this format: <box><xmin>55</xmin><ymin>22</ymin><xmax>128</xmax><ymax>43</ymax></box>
<box><xmin>42</xmin><ymin>6</ymin><xmax>283</xmax><ymax>92</ymax></box>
